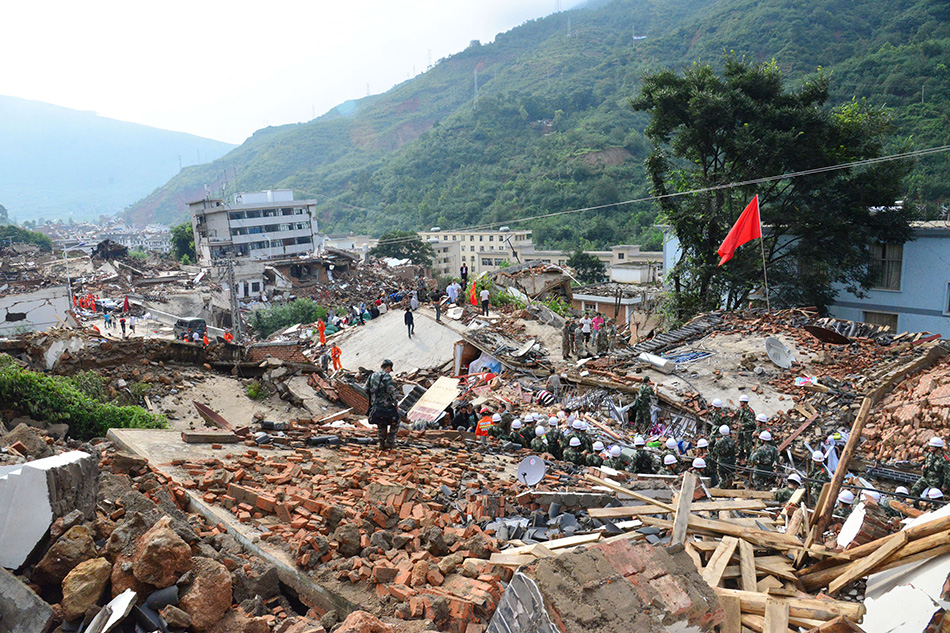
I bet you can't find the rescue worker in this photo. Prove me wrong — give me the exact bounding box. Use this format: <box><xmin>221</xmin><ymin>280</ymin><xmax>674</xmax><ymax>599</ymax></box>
<box><xmin>632</xmin><ymin>383</ymin><xmax>654</xmax><ymax>433</ymax></box>
<box><xmin>633</xmin><ymin>436</ymin><xmax>656</xmax><ymax>474</ymax></box>
<box><xmin>587</xmin><ymin>441</ymin><xmax>605</xmax><ymax>467</ymax></box>
<box><xmin>749</xmin><ymin>430</ymin><xmax>778</xmax><ymax>489</ymax></box>
<box><xmin>665</xmin><ymin>437</ymin><xmax>679</xmax><ymax>455</ymax></box>
<box><xmin>660</xmin><ymin>454</ymin><xmax>679</xmax><ymax>476</ymax></box>
<box><xmin>488</xmin><ymin>413</ymin><xmax>507</xmax><ymax>440</ymax></box>
<box><xmin>807</xmin><ymin>450</ymin><xmax>830</xmax><ymax>504</ymax></box>
<box><xmin>695</xmin><ymin>438</ymin><xmax>709</xmax><ymax>458</ymax></box>
<box><xmin>774</xmin><ymin>473</ymin><xmax>802</xmax><ymax>504</ymax></box>
<box><xmin>910</xmin><ymin>437</ymin><xmax>948</xmax><ymax>498</ymax></box>
<box><xmin>562</xmin><ymin>319</ymin><xmax>574</xmax><ymax>360</ymax></box>
<box><xmin>737</xmin><ymin>395</ymin><xmax>757</xmax><ymax>461</ymax></box>
<box><xmin>834</xmin><ymin>489</ymin><xmax>855</xmax><ymax>518</ymax></box>
<box><xmin>330</xmin><ymin>344</ymin><xmax>342</xmax><ymax>371</ymax></box>
<box><xmin>603</xmin><ymin>445</ymin><xmax>626</xmax><ymax>471</ymax></box>
<box><xmin>709</xmin><ymin>398</ymin><xmax>727</xmax><ymax>431</ymax></box>
<box><xmin>546</xmin><ymin>416</ymin><xmax>564</xmax><ymax>460</ymax></box>
<box><xmin>882</xmin><ymin>485</ymin><xmax>911</xmax><ymax>518</ymax></box>
<box><xmin>690</xmin><ymin>457</ymin><xmax>707</xmax><ymax>477</ymax></box>
<box><xmin>498</xmin><ymin>403</ymin><xmax>514</xmax><ymax>433</ymax></box>
<box><xmin>922</xmin><ymin>487</ymin><xmax>944</xmax><ymax>511</ymax></box>
<box><xmin>710</xmin><ymin>425</ymin><xmax>737</xmax><ymax>488</ymax></box>
<box><xmin>365</xmin><ymin>359</ymin><xmax>399</xmax><ymax>449</ymax></box>
<box><xmin>563</xmin><ymin>437</ymin><xmax>586</xmax><ymax>466</ymax></box>
<box><xmin>317</xmin><ymin>319</ymin><xmax>326</xmax><ymax>345</ymax></box>
<box><xmin>530</xmin><ymin>425</ymin><xmax>547</xmax><ymax>453</ymax></box>
<box><xmin>605</xmin><ymin>320</ymin><xmax>617</xmax><ymax>353</ymax></box>
<box><xmin>507</xmin><ymin>419</ymin><xmax>525</xmax><ymax>446</ymax></box>
<box><xmin>518</xmin><ymin>417</ymin><xmax>535</xmax><ymax>447</ymax></box>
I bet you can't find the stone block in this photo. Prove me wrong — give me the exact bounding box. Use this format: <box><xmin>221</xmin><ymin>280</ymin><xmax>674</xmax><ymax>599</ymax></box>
<box><xmin>0</xmin><ymin>566</ymin><xmax>54</xmax><ymax>633</ymax></box>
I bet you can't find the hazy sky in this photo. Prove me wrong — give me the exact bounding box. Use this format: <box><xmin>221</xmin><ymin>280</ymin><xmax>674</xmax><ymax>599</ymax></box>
<box><xmin>1</xmin><ymin>1</ymin><xmax>584</xmax><ymax>145</ymax></box>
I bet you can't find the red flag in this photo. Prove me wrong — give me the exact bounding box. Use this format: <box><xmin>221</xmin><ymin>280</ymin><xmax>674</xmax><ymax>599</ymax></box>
<box><xmin>469</xmin><ymin>280</ymin><xmax>478</xmax><ymax>307</ymax></box>
<box><xmin>717</xmin><ymin>195</ymin><xmax>762</xmax><ymax>266</ymax></box>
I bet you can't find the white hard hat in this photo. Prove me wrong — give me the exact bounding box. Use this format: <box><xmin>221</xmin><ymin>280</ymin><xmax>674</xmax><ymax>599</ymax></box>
<box><xmin>929</xmin><ymin>488</ymin><xmax>944</xmax><ymax>500</ymax></box>
<box><xmin>739</xmin><ymin>394</ymin><xmax>749</xmax><ymax>403</ymax></box>
<box><xmin>837</xmin><ymin>490</ymin><xmax>855</xmax><ymax>504</ymax></box>
<box><xmin>633</xmin><ymin>436</ymin><xmax>645</xmax><ymax>447</ymax></box>
<box><xmin>535</xmin><ymin>426</ymin><xmax>545</xmax><ymax>437</ymax></box>
<box><xmin>609</xmin><ymin>445</ymin><xmax>622</xmax><ymax>458</ymax></box>
<box><xmin>665</xmin><ymin>438</ymin><xmax>678</xmax><ymax>450</ymax></box>
<box><xmin>812</xmin><ymin>450</ymin><xmax>825</xmax><ymax>462</ymax></box>
<box><xmin>593</xmin><ymin>441</ymin><xmax>605</xmax><ymax>452</ymax></box>
<box><xmin>692</xmin><ymin>457</ymin><xmax>706</xmax><ymax>469</ymax></box>
<box><xmin>492</xmin><ymin>413</ymin><xmax>501</xmax><ymax>423</ymax></box>
<box><xmin>864</xmin><ymin>490</ymin><xmax>881</xmax><ymax>502</ymax></box>
<box><xmin>756</xmin><ymin>413</ymin><xmax>768</xmax><ymax>423</ymax></box>
<box><xmin>930</xmin><ymin>437</ymin><xmax>945</xmax><ymax>448</ymax></box>
<box><xmin>712</xmin><ymin>399</ymin><xmax>723</xmax><ymax>408</ymax></box>
<box><xmin>548</xmin><ymin>416</ymin><xmax>558</xmax><ymax>426</ymax></box>
<box><xmin>512</xmin><ymin>420</ymin><xmax>523</xmax><ymax>430</ymax></box>
<box><xmin>788</xmin><ymin>473</ymin><xmax>802</xmax><ymax>485</ymax></box>
<box><xmin>697</xmin><ymin>439</ymin><xmax>709</xmax><ymax>449</ymax></box>
<box><xmin>663</xmin><ymin>454</ymin><xmax>677</xmax><ymax>466</ymax></box>
<box><xmin>572</xmin><ymin>420</ymin><xmax>584</xmax><ymax>430</ymax></box>
<box><xmin>896</xmin><ymin>486</ymin><xmax>909</xmax><ymax>495</ymax></box>
<box><xmin>759</xmin><ymin>430</ymin><xmax>772</xmax><ymax>442</ymax></box>
<box><xmin>719</xmin><ymin>425</ymin><xmax>730</xmax><ymax>436</ymax></box>
<box><xmin>524</xmin><ymin>413</ymin><xmax>534</xmax><ymax>422</ymax></box>
<box><xmin>569</xmin><ymin>437</ymin><xmax>581</xmax><ymax>448</ymax></box>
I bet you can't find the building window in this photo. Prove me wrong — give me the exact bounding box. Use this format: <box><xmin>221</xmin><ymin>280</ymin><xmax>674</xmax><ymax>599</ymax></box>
<box><xmin>470</xmin><ymin>236</ymin><xmax>474</xmax><ymax>241</ymax></box>
<box><xmin>870</xmin><ymin>243</ymin><xmax>902</xmax><ymax>290</ymax></box>
<box><xmin>489</xmin><ymin>236</ymin><xmax>494</xmax><ymax>242</ymax></box>
<box><xmin>470</xmin><ymin>246</ymin><xmax>475</xmax><ymax>252</ymax></box>
<box><xmin>479</xmin><ymin>236</ymin><xmax>484</xmax><ymax>242</ymax></box>
<box><xmin>251</xmin><ymin>282</ymin><xmax>261</xmax><ymax>293</ymax></box>
<box><xmin>618</xmin><ymin>253</ymin><xmax>625</xmax><ymax>260</ymax></box>
<box><xmin>863</xmin><ymin>311</ymin><xmax>898</xmax><ymax>330</ymax></box>
<box><xmin>482</xmin><ymin>258</ymin><xmax>493</xmax><ymax>267</ymax></box>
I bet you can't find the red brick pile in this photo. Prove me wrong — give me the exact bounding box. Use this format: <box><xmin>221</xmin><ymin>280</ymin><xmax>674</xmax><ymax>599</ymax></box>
<box><xmin>175</xmin><ymin>443</ymin><xmax>589</xmax><ymax>632</ymax></box>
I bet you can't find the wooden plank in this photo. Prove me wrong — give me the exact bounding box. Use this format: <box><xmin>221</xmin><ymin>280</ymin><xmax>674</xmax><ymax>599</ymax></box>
<box><xmin>315</xmin><ymin>408</ymin><xmax>352</xmax><ymax>424</ymax></box>
<box><xmin>487</xmin><ymin>553</ymin><xmax>535</xmax><ymax>568</ymax></box>
<box><xmin>672</xmin><ymin>473</ymin><xmax>698</xmax><ymax>545</ymax></box>
<box><xmin>815</xmin><ymin>397</ymin><xmax>871</xmax><ymax>534</ymax></box>
<box><xmin>827</xmin><ymin>530</ymin><xmax>910</xmax><ymax>595</ymax></box>
<box><xmin>738</xmin><ymin>538</ymin><xmax>758</xmax><ymax>592</ymax></box>
<box><xmin>708</xmin><ymin>488</ymin><xmax>774</xmax><ymax>499</ymax></box>
<box><xmin>804</xmin><ymin>615</ymin><xmax>867</xmax><ymax>633</ymax></box>
<box><xmin>585</xmin><ymin>474</ymin><xmax>676</xmax><ymax>512</ymax></box>
<box><xmin>684</xmin><ymin>541</ymin><xmax>703</xmax><ymax>571</ymax></box>
<box><xmin>757</xmin><ymin>575</ymin><xmax>783</xmax><ymax>593</ymax></box>
<box><xmin>721</xmin><ymin>594</ymin><xmax>742</xmax><ymax>633</ymax></box>
<box><xmin>778</xmin><ymin>414</ymin><xmax>819</xmax><ymax>452</ymax></box>
<box><xmin>715</xmin><ymin>588</ymin><xmax>866</xmax><ymax>622</ymax></box>
<box><xmin>764</xmin><ymin>599</ymin><xmax>790</xmax><ymax>633</ymax></box>
<box><xmin>588</xmin><ymin>499</ymin><xmax>766</xmax><ymax>518</ymax></box>
<box><xmin>703</xmin><ymin>536</ymin><xmax>739</xmax><ymax>587</ymax></box>
<box><xmin>502</xmin><ymin>532</ymin><xmax>602</xmax><ymax>555</ymax></box>
<box><xmin>638</xmin><ymin>514</ymin><xmax>803</xmax><ymax>551</ymax></box>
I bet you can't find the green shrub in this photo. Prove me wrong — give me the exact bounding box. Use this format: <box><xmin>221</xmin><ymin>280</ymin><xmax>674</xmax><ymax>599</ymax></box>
<box><xmin>66</xmin><ymin>371</ymin><xmax>107</xmax><ymax>402</ymax></box>
<box><xmin>249</xmin><ymin>298</ymin><xmax>329</xmax><ymax>338</ymax></box>
<box><xmin>0</xmin><ymin>354</ymin><xmax>166</xmax><ymax>440</ymax></box>
<box><xmin>245</xmin><ymin>380</ymin><xmax>266</xmax><ymax>401</ymax></box>
<box><xmin>542</xmin><ymin>296</ymin><xmax>572</xmax><ymax>317</ymax></box>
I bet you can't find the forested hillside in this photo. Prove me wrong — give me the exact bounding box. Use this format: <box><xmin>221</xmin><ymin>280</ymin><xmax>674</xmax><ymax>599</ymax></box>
<box><xmin>127</xmin><ymin>0</ymin><xmax>950</xmax><ymax>250</ymax></box>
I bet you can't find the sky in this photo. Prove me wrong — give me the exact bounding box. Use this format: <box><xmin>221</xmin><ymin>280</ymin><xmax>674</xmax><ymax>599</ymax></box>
<box><xmin>1</xmin><ymin>0</ymin><xmax>585</xmax><ymax>145</ymax></box>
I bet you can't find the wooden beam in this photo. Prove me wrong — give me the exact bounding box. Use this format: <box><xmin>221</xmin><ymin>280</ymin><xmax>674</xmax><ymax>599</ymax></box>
<box><xmin>738</xmin><ymin>538</ymin><xmax>758</xmax><ymax>592</ymax></box>
<box><xmin>764</xmin><ymin>598</ymin><xmax>790</xmax><ymax>633</ymax></box>
<box><xmin>715</xmin><ymin>588</ymin><xmax>865</xmax><ymax>622</ymax></box>
<box><xmin>672</xmin><ymin>473</ymin><xmax>698</xmax><ymax>545</ymax></box>
<box><xmin>815</xmin><ymin>398</ymin><xmax>871</xmax><ymax>534</ymax></box>
<box><xmin>778</xmin><ymin>414</ymin><xmax>819</xmax><ymax>452</ymax></box>
<box><xmin>588</xmin><ymin>499</ymin><xmax>766</xmax><ymax>518</ymax></box>
<box><xmin>721</xmin><ymin>594</ymin><xmax>742</xmax><ymax>633</ymax></box>
<box><xmin>708</xmin><ymin>488</ymin><xmax>775</xmax><ymax>499</ymax></box>
<box><xmin>585</xmin><ymin>474</ymin><xmax>676</xmax><ymax>512</ymax></box>
<box><xmin>828</xmin><ymin>530</ymin><xmax>909</xmax><ymax>594</ymax></box>
<box><xmin>703</xmin><ymin>536</ymin><xmax>740</xmax><ymax>587</ymax></box>
<box><xmin>638</xmin><ymin>514</ymin><xmax>803</xmax><ymax>551</ymax></box>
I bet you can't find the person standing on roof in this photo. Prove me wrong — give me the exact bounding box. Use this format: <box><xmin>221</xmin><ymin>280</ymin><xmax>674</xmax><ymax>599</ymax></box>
<box><xmin>910</xmin><ymin>437</ymin><xmax>948</xmax><ymax>498</ymax></box>
<box><xmin>807</xmin><ymin>450</ymin><xmax>829</xmax><ymax>503</ymax></box>
<box><xmin>632</xmin><ymin>383</ymin><xmax>655</xmax><ymax>433</ymax></box>
<box><xmin>479</xmin><ymin>287</ymin><xmax>490</xmax><ymax>316</ymax></box>
<box><xmin>404</xmin><ymin>306</ymin><xmax>415</xmax><ymax>339</ymax></box>
<box><xmin>710</xmin><ymin>425</ymin><xmax>737</xmax><ymax>488</ymax></box>
<box><xmin>446</xmin><ymin>281</ymin><xmax>460</xmax><ymax>305</ymax></box>
<box><xmin>578</xmin><ymin>313</ymin><xmax>593</xmax><ymax>348</ymax></box>
<box><xmin>749</xmin><ymin>430</ymin><xmax>778</xmax><ymax>488</ymax></box>
<box><xmin>330</xmin><ymin>344</ymin><xmax>342</xmax><ymax>371</ymax></box>
<box><xmin>365</xmin><ymin>359</ymin><xmax>400</xmax><ymax>449</ymax></box>
<box><xmin>318</xmin><ymin>319</ymin><xmax>326</xmax><ymax>345</ymax></box>
<box><xmin>737</xmin><ymin>395</ymin><xmax>756</xmax><ymax>461</ymax></box>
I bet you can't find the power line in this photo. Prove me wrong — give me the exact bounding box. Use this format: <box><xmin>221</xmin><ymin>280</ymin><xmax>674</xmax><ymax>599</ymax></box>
<box><xmin>370</xmin><ymin>143</ymin><xmax>950</xmax><ymax>247</ymax></box>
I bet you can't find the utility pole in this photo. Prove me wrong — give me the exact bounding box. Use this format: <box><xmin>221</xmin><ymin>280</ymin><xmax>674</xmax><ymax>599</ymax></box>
<box><xmin>225</xmin><ymin>258</ymin><xmax>245</xmax><ymax>343</ymax></box>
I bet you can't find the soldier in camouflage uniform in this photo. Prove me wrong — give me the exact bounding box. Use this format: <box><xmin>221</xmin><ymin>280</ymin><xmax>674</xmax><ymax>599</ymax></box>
<box><xmin>710</xmin><ymin>425</ymin><xmax>737</xmax><ymax>488</ymax></box>
<box><xmin>709</xmin><ymin>398</ymin><xmax>727</xmax><ymax>433</ymax></box>
<box><xmin>571</xmin><ymin>420</ymin><xmax>594</xmax><ymax>453</ymax></box>
<box><xmin>606</xmin><ymin>320</ymin><xmax>618</xmax><ymax>353</ymax></box>
<box><xmin>587</xmin><ymin>441</ymin><xmax>605</xmax><ymax>467</ymax></box>
<box><xmin>545</xmin><ymin>417</ymin><xmax>564</xmax><ymax>460</ymax></box>
<box><xmin>749</xmin><ymin>430</ymin><xmax>778</xmax><ymax>489</ymax></box>
<box><xmin>881</xmin><ymin>486</ymin><xmax>911</xmax><ymax>519</ymax></box>
<box><xmin>530</xmin><ymin>426</ymin><xmax>548</xmax><ymax>453</ymax></box>
<box><xmin>689</xmin><ymin>457</ymin><xmax>707</xmax><ymax>477</ymax></box>
<box><xmin>911</xmin><ymin>437</ymin><xmax>948</xmax><ymax>498</ymax></box>
<box><xmin>807</xmin><ymin>451</ymin><xmax>830</xmax><ymax>504</ymax></box>
<box><xmin>506</xmin><ymin>420</ymin><xmax>525</xmax><ymax>446</ymax></box>
<box><xmin>365</xmin><ymin>359</ymin><xmax>400</xmax><ymax>449</ymax></box>
<box><xmin>659</xmin><ymin>454</ymin><xmax>680</xmax><ymax>476</ymax></box>
<box><xmin>632</xmin><ymin>436</ymin><xmax>657</xmax><ymax>474</ymax></box>
<box><xmin>834</xmin><ymin>489</ymin><xmax>855</xmax><ymax>519</ymax></box>
<box><xmin>632</xmin><ymin>383</ymin><xmax>655</xmax><ymax>433</ymax></box>
<box><xmin>563</xmin><ymin>437</ymin><xmax>586</xmax><ymax>466</ymax></box>
<box><xmin>603</xmin><ymin>445</ymin><xmax>627</xmax><ymax>471</ymax></box>
<box><xmin>736</xmin><ymin>395</ymin><xmax>757</xmax><ymax>461</ymax></box>
<box><xmin>774</xmin><ymin>473</ymin><xmax>802</xmax><ymax>504</ymax></box>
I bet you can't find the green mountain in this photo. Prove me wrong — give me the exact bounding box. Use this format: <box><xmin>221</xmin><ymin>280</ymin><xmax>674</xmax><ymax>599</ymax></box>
<box><xmin>0</xmin><ymin>95</ymin><xmax>235</xmax><ymax>223</ymax></box>
<box><xmin>127</xmin><ymin>0</ymin><xmax>950</xmax><ymax>250</ymax></box>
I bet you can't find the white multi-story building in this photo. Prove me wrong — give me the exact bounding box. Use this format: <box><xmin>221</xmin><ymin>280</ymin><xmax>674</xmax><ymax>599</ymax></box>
<box><xmin>419</xmin><ymin>227</ymin><xmax>533</xmax><ymax>277</ymax></box>
<box><xmin>189</xmin><ymin>190</ymin><xmax>319</xmax><ymax>265</ymax></box>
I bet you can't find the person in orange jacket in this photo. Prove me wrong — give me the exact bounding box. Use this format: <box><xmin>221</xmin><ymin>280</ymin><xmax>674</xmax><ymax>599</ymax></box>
<box><xmin>202</xmin><ymin>333</ymin><xmax>210</xmax><ymax>346</ymax></box>
<box><xmin>318</xmin><ymin>319</ymin><xmax>326</xmax><ymax>345</ymax></box>
<box><xmin>330</xmin><ymin>344</ymin><xmax>342</xmax><ymax>371</ymax></box>
<box><xmin>223</xmin><ymin>330</ymin><xmax>234</xmax><ymax>343</ymax></box>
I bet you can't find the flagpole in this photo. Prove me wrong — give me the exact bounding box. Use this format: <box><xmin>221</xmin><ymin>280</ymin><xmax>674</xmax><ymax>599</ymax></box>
<box><xmin>757</xmin><ymin>198</ymin><xmax>771</xmax><ymax>312</ymax></box>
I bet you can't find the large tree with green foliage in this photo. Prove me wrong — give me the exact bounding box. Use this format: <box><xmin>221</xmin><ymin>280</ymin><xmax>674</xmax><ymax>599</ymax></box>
<box><xmin>370</xmin><ymin>230</ymin><xmax>434</xmax><ymax>267</ymax></box>
<box><xmin>566</xmin><ymin>250</ymin><xmax>607</xmax><ymax>285</ymax></box>
<box><xmin>633</xmin><ymin>55</ymin><xmax>911</xmax><ymax>320</ymax></box>
<box><xmin>0</xmin><ymin>224</ymin><xmax>52</xmax><ymax>251</ymax></box>
<box><xmin>170</xmin><ymin>221</ymin><xmax>196</xmax><ymax>263</ymax></box>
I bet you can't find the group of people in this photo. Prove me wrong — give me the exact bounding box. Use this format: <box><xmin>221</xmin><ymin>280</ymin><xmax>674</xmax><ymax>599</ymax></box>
<box><xmin>562</xmin><ymin>313</ymin><xmax>618</xmax><ymax>359</ymax></box>
<box><xmin>103</xmin><ymin>311</ymin><xmax>132</xmax><ymax>337</ymax></box>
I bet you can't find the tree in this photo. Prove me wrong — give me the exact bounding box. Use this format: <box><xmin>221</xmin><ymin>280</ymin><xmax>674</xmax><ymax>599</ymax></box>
<box><xmin>170</xmin><ymin>221</ymin><xmax>196</xmax><ymax>263</ymax></box>
<box><xmin>567</xmin><ymin>250</ymin><xmax>607</xmax><ymax>285</ymax></box>
<box><xmin>632</xmin><ymin>55</ymin><xmax>911</xmax><ymax>320</ymax></box>
<box><xmin>0</xmin><ymin>225</ymin><xmax>52</xmax><ymax>251</ymax></box>
<box><xmin>370</xmin><ymin>230</ymin><xmax>434</xmax><ymax>267</ymax></box>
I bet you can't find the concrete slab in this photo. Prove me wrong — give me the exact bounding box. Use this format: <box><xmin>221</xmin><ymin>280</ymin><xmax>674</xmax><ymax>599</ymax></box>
<box><xmin>0</xmin><ymin>566</ymin><xmax>54</xmax><ymax>633</ymax></box>
<box><xmin>331</xmin><ymin>308</ymin><xmax>459</xmax><ymax>373</ymax></box>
